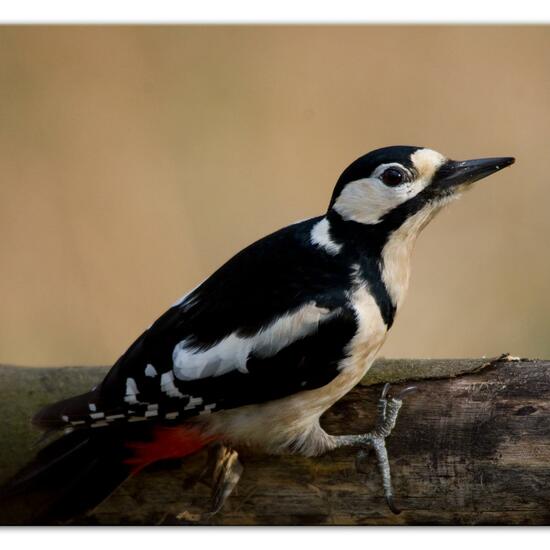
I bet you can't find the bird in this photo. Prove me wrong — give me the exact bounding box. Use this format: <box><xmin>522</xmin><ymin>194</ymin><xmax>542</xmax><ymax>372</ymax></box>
<box><xmin>0</xmin><ymin>145</ymin><xmax>515</xmax><ymax>524</ymax></box>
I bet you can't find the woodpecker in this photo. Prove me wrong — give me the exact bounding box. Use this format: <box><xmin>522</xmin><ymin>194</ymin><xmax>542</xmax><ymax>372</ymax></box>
<box><xmin>0</xmin><ymin>146</ymin><xmax>514</xmax><ymax>523</ymax></box>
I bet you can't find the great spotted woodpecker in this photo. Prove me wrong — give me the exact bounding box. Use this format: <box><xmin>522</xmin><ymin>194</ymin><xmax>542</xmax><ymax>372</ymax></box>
<box><xmin>0</xmin><ymin>146</ymin><xmax>514</xmax><ymax>523</ymax></box>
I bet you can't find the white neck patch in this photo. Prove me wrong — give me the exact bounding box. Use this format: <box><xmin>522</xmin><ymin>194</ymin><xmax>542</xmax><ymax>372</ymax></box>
<box><xmin>310</xmin><ymin>217</ymin><xmax>342</xmax><ymax>255</ymax></box>
<box><xmin>332</xmin><ymin>148</ymin><xmax>446</xmax><ymax>225</ymax></box>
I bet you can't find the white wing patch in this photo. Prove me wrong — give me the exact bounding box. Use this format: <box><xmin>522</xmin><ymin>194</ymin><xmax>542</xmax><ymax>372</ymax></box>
<box><xmin>124</xmin><ymin>377</ymin><xmax>139</xmax><ymax>404</ymax></box>
<box><xmin>173</xmin><ymin>333</ymin><xmax>250</xmax><ymax>381</ymax></box>
<box><xmin>252</xmin><ymin>302</ymin><xmax>333</xmax><ymax>358</ymax></box>
<box><xmin>161</xmin><ymin>371</ymin><xmax>187</xmax><ymax>399</ymax></box>
<box><xmin>184</xmin><ymin>396</ymin><xmax>203</xmax><ymax>410</ymax></box>
<box><xmin>173</xmin><ymin>302</ymin><xmax>335</xmax><ymax>381</ymax></box>
<box><xmin>144</xmin><ymin>363</ymin><xmax>158</xmax><ymax>377</ymax></box>
<box><xmin>310</xmin><ymin>217</ymin><xmax>342</xmax><ymax>255</ymax></box>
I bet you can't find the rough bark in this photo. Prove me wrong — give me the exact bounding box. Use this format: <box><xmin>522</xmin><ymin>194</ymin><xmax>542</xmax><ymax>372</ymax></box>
<box><xmin>1</xmin><ymin>355</ymin><xmax>549</xmax><ymax>525</ymax></box>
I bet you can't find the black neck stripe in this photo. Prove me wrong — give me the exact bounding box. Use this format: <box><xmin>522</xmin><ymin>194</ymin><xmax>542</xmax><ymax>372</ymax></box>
<box><xmin>358</xmin><ymin>255</ymin><xmax>396</xmax><ymax>328</ymax></box>
<box><xmin>326</xmin><ymin>211</ymin><xmax>396</xmax><ymax>328</ymax></box>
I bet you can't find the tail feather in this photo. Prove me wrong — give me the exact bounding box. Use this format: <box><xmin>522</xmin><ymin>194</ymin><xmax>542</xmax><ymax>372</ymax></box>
<box><xmin>32</xmin><ymin>390</ymin><xmax>102</xmax><ymax>429</ymax></box>
<box><xmin>0</xmin><ymin>429</ymin><xmax>132</xmax><ymax>525</ymax></box>
<box><xmin>2</xmin><ymin>435</ymin><xmax>91</xmax><ymax>493</ymax></box>
<box><xmin>0</xmin><ymin>424</ymin><xmax>214</xmax><ymax>524</ymax></box>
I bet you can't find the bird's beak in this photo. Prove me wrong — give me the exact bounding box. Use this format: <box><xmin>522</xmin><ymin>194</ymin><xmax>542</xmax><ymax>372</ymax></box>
<box><xmin>435</xmin><ymin>156</ymin><xmax>515</xmax><ymax>190</ymax></box>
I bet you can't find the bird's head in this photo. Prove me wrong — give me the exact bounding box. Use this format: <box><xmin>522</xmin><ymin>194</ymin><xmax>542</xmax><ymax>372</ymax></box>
<box><xmin>328</xmin><ymin>146</ymin><xmax>515</xmax><ymax>233</ymax></box>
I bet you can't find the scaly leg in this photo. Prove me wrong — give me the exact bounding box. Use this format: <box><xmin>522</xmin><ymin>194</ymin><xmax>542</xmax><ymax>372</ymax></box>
<box><xmin>330</xmin><ymin>383</ymin><xmax>416</xmax><ymax>514</ymax></box>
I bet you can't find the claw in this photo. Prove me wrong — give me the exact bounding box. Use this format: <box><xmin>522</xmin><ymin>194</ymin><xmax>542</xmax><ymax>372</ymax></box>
<box><xmin>209</xmin><ymin>446</ymin><xmax>243</xmax><ymax>516</ymax></box>
<box><xmin>395</xmin><ymin>385</ymin><xmax>417</xmax><ymax>400</ymax></box>
<box><xmin>333</xmin><ymin>382</ymin><xmax>417</xmax><ymax>516</ymax></box>
<box><xmin>176</xmin><ymin>444</ymin><xmax>242</xmax><ymax>523</ymax></box>
<box><xmin>386</xmin><ymin>495</ymin><xmax>402</xmax><ymax>515</ymax></box>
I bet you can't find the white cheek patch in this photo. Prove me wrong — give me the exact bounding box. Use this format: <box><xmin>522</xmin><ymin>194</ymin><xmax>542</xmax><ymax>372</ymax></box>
<box><xmin>333</xmin><ymin>175</ymin><xmax>419</xmax><ymax>224</ymax></box>
<box><xmin>173</xmin><ymin>302</ymin><xmax>335</xmax><ymax>381</ymax></box>
<box><xmin>333</xmin><ymin>149</ymin><xmax>446</xmax><ymax>225</ymax></box>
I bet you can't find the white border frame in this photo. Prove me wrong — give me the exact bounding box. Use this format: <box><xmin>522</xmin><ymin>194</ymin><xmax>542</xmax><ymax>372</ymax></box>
<box><xmin>0</xmin><ymin>1</ymin><xmax>550</xmax><ymax>23</ymax></box>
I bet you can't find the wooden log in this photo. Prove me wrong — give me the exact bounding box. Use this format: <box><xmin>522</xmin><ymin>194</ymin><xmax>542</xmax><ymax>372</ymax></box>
<box><xmin>1</xmin><ymin>356</ymin><xmax>549</xmax><ymax>525</ymax></box>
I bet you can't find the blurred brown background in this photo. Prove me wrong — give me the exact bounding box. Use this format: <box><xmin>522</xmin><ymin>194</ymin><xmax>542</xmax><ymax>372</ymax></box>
<box><xmin>0</xmin><ymin>26</ymin><xmax>548</xmax><ymax>366</ymax></box>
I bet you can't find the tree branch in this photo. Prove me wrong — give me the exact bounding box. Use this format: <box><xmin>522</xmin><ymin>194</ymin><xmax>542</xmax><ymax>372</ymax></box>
<box><xmin>1</xmin><ymin>356</ymin><xmax>549</xmax><ymax>525</ymax></box>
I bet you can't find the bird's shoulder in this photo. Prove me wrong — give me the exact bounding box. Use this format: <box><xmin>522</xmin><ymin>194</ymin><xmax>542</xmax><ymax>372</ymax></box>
<box><xmin>171</xmin><ymin>216</ymin><xmax>352</xmax><ymax>334</ymax></box>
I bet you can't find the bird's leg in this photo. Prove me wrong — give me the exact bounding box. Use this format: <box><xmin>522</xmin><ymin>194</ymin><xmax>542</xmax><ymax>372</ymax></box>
<box><xmin>329</xmin><ymin>383</ymin><xmax>416</xmax><ymax>514</ymax></box>
<box><xmin>176</xmin><ymin>443</ymin><xmax>243</xmax><ymax>522</ymax></box>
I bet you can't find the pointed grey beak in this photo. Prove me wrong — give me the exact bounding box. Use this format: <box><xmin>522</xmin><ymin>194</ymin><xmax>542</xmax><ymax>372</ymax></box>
<box><xmin>435</xmin><ymin>156</ymin><xmax>515</xmax><ymax>189</ymax></box>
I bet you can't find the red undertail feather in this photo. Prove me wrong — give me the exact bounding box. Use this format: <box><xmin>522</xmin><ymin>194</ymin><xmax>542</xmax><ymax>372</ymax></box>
<box><xmin>124</xmin><ymin>426</ymin><xmax>217</xmax><ymax>474</ymax></box>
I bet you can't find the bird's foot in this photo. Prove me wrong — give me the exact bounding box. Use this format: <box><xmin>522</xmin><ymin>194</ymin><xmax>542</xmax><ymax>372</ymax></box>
<box><xmin>206</xmin><ymin>444</ymin><xmax>243</xmax><ymax>517</ymax></box>
<box><xmin>175</xmin><ymin>443</ymin><xmax>243</xmax><ymax>523</ymax></box>
<box><xmin>331</xmin><ymin>383</ymin><xmax>416</xmax><ymax>514</ymax></box>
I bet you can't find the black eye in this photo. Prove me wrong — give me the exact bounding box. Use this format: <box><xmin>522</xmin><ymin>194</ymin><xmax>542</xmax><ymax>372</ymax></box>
<box><xmin>381</xmin><ymin>167</ymin><xmax>405</xmax><ymax>187</ymax></box>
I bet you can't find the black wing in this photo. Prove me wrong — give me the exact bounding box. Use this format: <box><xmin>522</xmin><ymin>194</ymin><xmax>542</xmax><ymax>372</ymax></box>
<box><xmin>35</xmin><ymin>218</ymin><xmax>358</xmax><ymax>430</ymax></box>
